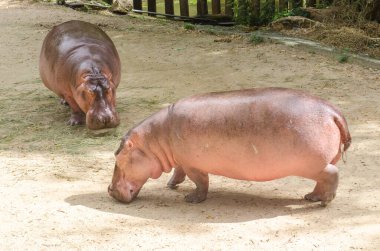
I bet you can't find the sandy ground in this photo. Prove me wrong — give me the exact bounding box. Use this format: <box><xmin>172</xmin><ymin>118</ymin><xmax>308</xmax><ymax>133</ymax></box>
<box><xmin>0</xmin><ymin>1</ymin><xmax>380</xmax><ymax>250</ymax></box>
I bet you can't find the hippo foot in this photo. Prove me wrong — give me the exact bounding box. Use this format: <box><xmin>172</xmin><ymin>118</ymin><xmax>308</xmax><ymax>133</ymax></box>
<box><xmin>304</xmin><ymin>191</ymin><xmax>336</xmax><ymax>207</ymax></box>
<box><xmin>305</xmin><ymin>164</ymin><xmax>338</xmax><ymax>207</ymax></box>
<box><xmin>68</xmin><ymin>112</ymin><xmax>85</xmax><ymax>126</ymax></box>
<box><xmin>167</xmin><ymin>181</ymin><xmax>180</xmax><ymax>190</ymax></box>
<box><xmin>167</xmin><ymin>167</ymin><xmax>186</xmax><ymax>189</ymax></box>
<box><xmin>185</xmin><ymin>190</ymin><xmax>207</xmax><ymax>203</ymax></box>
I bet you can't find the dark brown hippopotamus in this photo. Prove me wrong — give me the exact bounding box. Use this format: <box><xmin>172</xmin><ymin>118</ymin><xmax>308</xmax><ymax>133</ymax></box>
<box><xmin>39</xmin><ymin>20</ymin><xmax>121</xmax><ymax>130</ymax></box>
<box><xmin>108</xmin><ymin>87</ymin><xmax>351</xmax><ymax>206</ymax></box>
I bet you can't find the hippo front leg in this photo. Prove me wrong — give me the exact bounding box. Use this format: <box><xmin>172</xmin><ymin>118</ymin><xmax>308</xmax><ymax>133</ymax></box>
<box><xmin>184</xmin><ymin>167</ymin><xmax>209</xmax><ymax>203</ymax></box>
<box><xmin>305</xmin><ymin>164</ymin><xmax>339</xmax><ymax>207</ymax></box>
<box><xmin>167</xmin><ymin>166</ymin><xmax>186</xmax><ymax>189</ymax></box>
<box><xmin>68</xmin><ymin>111</ymin><xmax>85</xmax><ymax>126</ymax></box>
<box><xmin>64</xmin><ymin>96</ymin><xmax>85</xmax><ymax>126</ymax></box>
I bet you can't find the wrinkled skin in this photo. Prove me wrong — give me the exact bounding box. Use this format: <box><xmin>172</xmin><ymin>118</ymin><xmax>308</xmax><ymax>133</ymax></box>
<box><xmin>39</xmin><ymin>20</ymin><xmax>120</xmax><ymax>130</ymax></box>
<box><xmin>108</xmin><ymin>88</ymin><xmax>351</xmax><ymax>206</ymax></box>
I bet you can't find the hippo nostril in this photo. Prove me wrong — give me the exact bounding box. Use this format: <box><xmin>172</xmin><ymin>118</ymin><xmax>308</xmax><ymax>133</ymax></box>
<box><xmin>130</xmin><ymin>189</ymin><xmax>134</xmax><ymax>194</ymax></box>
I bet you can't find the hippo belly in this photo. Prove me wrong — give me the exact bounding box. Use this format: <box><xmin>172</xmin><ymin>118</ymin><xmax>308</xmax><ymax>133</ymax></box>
<box><xmin>170</xmin><ymin>93</ymin><xmax>341</xmax><ymax>181</ymax></box>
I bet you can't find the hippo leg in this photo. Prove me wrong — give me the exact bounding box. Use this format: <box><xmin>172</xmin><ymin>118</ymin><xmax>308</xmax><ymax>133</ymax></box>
<box><xmin>68</xmin><ymin>111</ymin><xmax>85</xmax><ymax>126</ymax></box>
<box><xmin>304</xmin><ymin>164</ymin><xmax>339</xmax><ymax>207</ymax></box>
<box><xmin>184</xmin><ymin>168</ymin><xmax>209</xmax><ymax>203</ymax></box>
<box><xmin>64</xmin><ymin>96</ymin><xmax>85</xmax><ymax>126</ymax></box>
<box><xmin>167</xmin><ymin>167</ymin><xmax>186</xmax><ymax>189</ymax></box>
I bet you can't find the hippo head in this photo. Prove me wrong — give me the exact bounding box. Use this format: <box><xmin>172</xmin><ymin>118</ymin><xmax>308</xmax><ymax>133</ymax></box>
<box><xmin>108</xmin><ymin>137</ymin><xmax>159</xmax><ymax>203</ymax></box>
<box><xmin>73</xmin><ymin>69</ymin><xmax>120</xmax><ymax>130</ymax></box>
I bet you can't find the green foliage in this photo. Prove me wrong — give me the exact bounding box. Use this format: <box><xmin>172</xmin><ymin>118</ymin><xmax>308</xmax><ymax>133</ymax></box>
<box><xmin>234</xmin><ymin>0</ymin><xmax>250</xmax><ymax>25</ymax></box>
<box><xmin>183</xmin><ymin>23</ymin><xmax>195</xmax><ymax>30</ymax></box>
<box><xmin>316</xmin><ymin>1</ymin><xmax>330</xmax><ymax>9</ymax></box>
<box><xmin>234</xmin><ymin>0</ymin><xmax>311</xmax><ymax>26</ymax></box>
<box><xmin>338</xmin><ymin>48</ymin><xmax>350</xmax><ymax>63</ymax></box>
<box><xmin>249</xmin><ymin>34</ymin><xmax>264</xmax><ymax>44</ymax></box>
<box><xmin>288</xmin><ymin>7</ymin><xmax>311</xmax><ymax>18</ymax></box>
<box><xmin>273</xmin><ymin>7</ymin><xmax>311</xmax><ymax>21</ymax></box>
<box><xmin>259</xmin><ymin>0</ymin><xmax>275</xmax><ymax>25</ymax></box>
<box><xmin>203</xmin><ymin>28</ymin><xmax>217</xmax><ymax>35</ymax></box>
<box><xmin>338</xmin><ymin>54</ymin><xmax>349</xmax><ymax>63</ymax></box>
<box><xmin>273</xmin><ymin>10</ymin><xmax>291</xmax><ymax>20</ymax></box>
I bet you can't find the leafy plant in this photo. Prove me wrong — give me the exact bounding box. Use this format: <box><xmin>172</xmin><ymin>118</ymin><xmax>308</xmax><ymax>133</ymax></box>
<box><xmin>338</xmin><ymin>49</ymin><xmax>350</xmax><ymax>63</ymax></box>
<box><xmin>274</xmin><ymin>7</ymin><xmax>311</xmax><ymax>20</ymax></box>
<box><xmin>234</xmin><ymin>0</ymin><xmax>250</xmax><ymax>25</ymax></box>
<box><xmin>259</xmin><ymin>0</ymin><xmax>276</xmax><ymax>24</ymax></box>
<box><xmin>338</xmin><ymin>54</ymin><xmax>349</xmax><ymax>63</ymax></box>
<box><xmin>249</xmin><ymin>34</ymin><xmax>264</xmax><ymax>45</ymax></box>
<box><xmin>183</xmin><ymin>23</ymin><xmax>195</xmax><ymax>30</ymax></box>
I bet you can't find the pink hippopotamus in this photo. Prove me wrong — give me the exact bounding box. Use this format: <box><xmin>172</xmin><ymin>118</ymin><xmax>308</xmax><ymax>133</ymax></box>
<box><xmin>108</xmin><ymin>87</ymin><xmax>351</xmax><ymax>206</ymax></box>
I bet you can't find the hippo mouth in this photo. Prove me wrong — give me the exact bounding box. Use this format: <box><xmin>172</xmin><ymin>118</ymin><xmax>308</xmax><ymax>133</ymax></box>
<box><xmin>86</xmin><ymin>108</ymin><xmax>120</xmax><ymax>130</ymax></box>
<box><xmin>108</xmin><ymin>184</ymin><xmax>141</xmax><ymax>203</ymax></box>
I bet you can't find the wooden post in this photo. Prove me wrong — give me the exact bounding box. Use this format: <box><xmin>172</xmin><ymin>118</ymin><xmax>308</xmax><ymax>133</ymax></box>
<box><xmin>197</xmin><ymin>0</ymin><xmax>208</xmax><ymax>16</ymax></box>
<box><xmin>165</xmin><ymin>0</ymin><xmax>174</xmax><ymax>16</ymax></box>
<box><xmin>180</xmin><ymin>0</ymin><xmax>189</xmax><ymax>16</ymax></box>
<box><xmin>211</xmin><ymin>0</ymin><xmax>221</xmax><ymax>15</ymax></box>
<box><xmin>252</xmin><ymin>0</ymin><xmax>260</xmax><ymax>21</ymax></box>
<box><xmin>147</xmin><ymin>0</ymin><xmax>156</xmax><ymax>16</ymax></box>
<box><xmin>212</xmin><ymin>0</ymin><xmax>221</xmax><ymax>14</ymax></box>
<box><xmin>279</xmin><ymin>0</ymin><xmax>285</xmax><ymax>12</ymax></box>
<box><xmin>133</xmin><ymin>0</ymin><xmax>142</xmax><ymax>13</ymax></box>
<box><xmin>225</xmin><ymin>0</ymin><xmax>233</xmax><ymax>17</ymax></box>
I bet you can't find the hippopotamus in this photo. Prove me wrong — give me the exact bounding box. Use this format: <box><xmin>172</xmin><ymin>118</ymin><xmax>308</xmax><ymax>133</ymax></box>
<box><xmin>39</xmin><ymin>20</ymin><xmax>121</xmax><ymax>129</ymax></box>
<box><xmin>108</xmin><ymin>87</ymin><xmax>351</xmax><ymax>206</ymax></box>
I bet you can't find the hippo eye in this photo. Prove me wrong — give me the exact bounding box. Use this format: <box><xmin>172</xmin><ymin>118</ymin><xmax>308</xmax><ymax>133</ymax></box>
<box><xmin>130</xmin><ymin>189</ymin><xmax>134</xmax><ymax>194</ymax></box>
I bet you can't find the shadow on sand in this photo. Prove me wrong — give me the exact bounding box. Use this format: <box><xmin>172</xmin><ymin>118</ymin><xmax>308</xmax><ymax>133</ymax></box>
<box><xmin>65</xmin><ymin>188</ymin><xmax>324</xmax><ymax>223</ymax></box>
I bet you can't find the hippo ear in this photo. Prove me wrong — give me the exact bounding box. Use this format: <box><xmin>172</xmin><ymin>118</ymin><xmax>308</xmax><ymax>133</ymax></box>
<box><xmin>125</xmin><ymin>140</ymin><xmax>133</xmax><ymax>149</ymax></box>
<box><xmin>114</xmin><ymin>138</ymin><xmax>133</xmax><ymax>156</ymax></box>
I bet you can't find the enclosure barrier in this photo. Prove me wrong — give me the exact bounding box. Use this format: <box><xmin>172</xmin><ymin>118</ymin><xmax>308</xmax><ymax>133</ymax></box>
<box><xmin>131</xmin><ymin>0</ymin><xmax>329</xmax><ymax>19</ymax></box>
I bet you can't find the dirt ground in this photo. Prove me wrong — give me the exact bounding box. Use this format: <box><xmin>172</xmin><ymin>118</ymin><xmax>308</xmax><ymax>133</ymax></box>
<box><xmin>0</xmin><ymin>1</ymin><xmax>380</xmax><ymax>250</ymax></box>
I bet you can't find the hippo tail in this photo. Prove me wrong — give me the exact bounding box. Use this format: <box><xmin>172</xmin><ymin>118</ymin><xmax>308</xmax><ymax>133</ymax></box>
<box><xmin>333</xmin><ymin>114</ymin><xmax>352</xmax><ymax>161</ymax></box>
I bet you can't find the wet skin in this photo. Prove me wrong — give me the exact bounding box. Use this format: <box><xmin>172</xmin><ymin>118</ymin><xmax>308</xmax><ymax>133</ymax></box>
<box><xmin>39</xmin><ymin>20</ymin><xmax>121</xmax><ymax>129</ymax></box>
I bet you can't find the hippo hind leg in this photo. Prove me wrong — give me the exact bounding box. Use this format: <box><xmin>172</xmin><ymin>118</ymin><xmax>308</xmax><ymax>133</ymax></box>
<box><xmin>304</xmin><ymin>164</ymin><xmax>338</xmax><ymax>207</ymax></box>
<box><xmin>183</xmin><ymin>167</ymin><xmax>209</xmax><ymax>203</ymax></box>
<box><xmin>167</xmin><ymin>167</ymin><xmax>186</xmax><ymax>189</ymax></box>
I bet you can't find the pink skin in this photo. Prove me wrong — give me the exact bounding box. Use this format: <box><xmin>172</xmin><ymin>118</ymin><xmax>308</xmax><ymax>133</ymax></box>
<box><xmin>108</xmin><ymin>87</ymin><xmax>351</xmax><ymax>206</ymax></box>
<box><xmin>39</xmin><ymin>20</ymin><xmax>121</xmax><ymax>130</ymax></box>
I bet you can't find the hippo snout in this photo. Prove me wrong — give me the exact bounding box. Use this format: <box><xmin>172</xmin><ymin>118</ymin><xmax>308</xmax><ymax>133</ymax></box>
<box><xmin>108</xmin><ymin>182</ymin><xmax>140</xmax><ymax>203</ymax></box>
<box><xmin>86</xmin><ymin>108</ymin><xmax>120</xmax><ymax>130</ymax></box>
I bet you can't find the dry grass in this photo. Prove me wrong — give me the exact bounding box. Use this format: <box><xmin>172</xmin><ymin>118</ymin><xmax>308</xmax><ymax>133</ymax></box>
<box><xmin>306</xmin><ymin>26</ymin><xmax>380</xmax><ymax>57</ymax></box>
<box><xmin>279</xmin><ymin>21</ymin><xmax>380</xmax><ymax>58</ymax></box>
<box><xmin>273</xmin><ymin>5</ymin><xmax>380</xmax><ymax>58</ymax></box>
